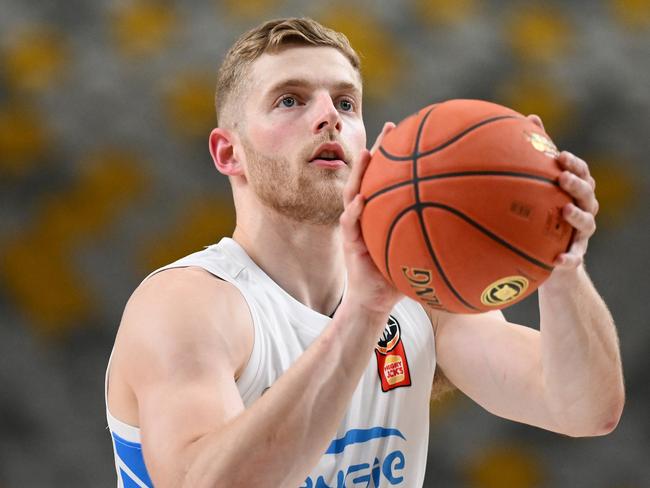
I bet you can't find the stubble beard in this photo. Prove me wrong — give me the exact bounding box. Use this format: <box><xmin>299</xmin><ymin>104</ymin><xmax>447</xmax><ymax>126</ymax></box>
<box><xmin>243</xmin><ymin>138</ymin><xmax>350</xmax><ymax>226</ymax></box>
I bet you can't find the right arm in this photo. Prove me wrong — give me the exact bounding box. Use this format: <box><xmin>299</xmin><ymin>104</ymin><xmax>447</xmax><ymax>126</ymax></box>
<box><xmin>185</xmin><ymin>296</ymin><xmax>394</xmax><ymax>487</ymax></box>
<box><xmin>124</xmin><ymin>136</ymin><xmax>401</xmax><ymax>487</ymax></box>
<box><xmin>122</xmin><ymin>271</ymin><xmax>394</xmax><ymax>488</ymax></box>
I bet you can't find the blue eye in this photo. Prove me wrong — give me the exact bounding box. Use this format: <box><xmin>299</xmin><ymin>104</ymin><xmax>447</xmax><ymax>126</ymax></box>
<box><xmin>281</xmin><ymin>96</ymin><xmax>296</xmax><ymax>107</ymax></box>
<box><xmin>339</xmin><ymin>99</ymin><xmax>353</xmax><ymax>112</ymax></box>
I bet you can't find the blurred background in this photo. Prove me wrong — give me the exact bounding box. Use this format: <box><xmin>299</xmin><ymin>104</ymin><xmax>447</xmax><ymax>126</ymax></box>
<box><xmin>1</xmin><ymin>0</ymin><xmax>648</xmax><ymax>486</ymax></box>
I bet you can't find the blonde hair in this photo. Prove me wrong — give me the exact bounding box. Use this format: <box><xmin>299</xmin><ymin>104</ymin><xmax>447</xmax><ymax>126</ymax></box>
<box><xmin>215</xmin><ymin>17</ymin><xmax>361</xmax><ymax>127</ymax></box>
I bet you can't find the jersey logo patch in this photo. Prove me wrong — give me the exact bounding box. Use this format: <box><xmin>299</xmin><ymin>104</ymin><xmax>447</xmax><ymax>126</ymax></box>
<box><xmin>375</xmin><ymin>315</ymin><xmax>411</xmax><ymax>392</ymax></box>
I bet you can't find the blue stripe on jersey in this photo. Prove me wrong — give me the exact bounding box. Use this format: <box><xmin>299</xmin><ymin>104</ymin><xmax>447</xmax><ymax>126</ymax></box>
<box><xmin>112</xmin><ymin>433</ymin><xmax>154</xmax><ymax>487</ymax></box>
<box><xmin>325</xmin><ymin>427</ymin><xmax>406</xmax><ymax>455</ymax></box>
<box><xmin>120</xmin><ymin>468</ymin><xmax>145</xmax><ymax>488</ymax></box>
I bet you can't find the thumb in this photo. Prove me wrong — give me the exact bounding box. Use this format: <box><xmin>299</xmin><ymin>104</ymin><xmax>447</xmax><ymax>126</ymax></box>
<box><xmin>370</xmin><ymin>122</ymin><xmax>396</xmax><ymax>155</ymax></box>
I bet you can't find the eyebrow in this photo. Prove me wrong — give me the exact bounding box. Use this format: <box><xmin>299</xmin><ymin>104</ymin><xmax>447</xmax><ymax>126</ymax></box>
<box><xmin>264</xmin><ymin>78</ymin><xmax>362</xmax><ymax>99</ymax></box>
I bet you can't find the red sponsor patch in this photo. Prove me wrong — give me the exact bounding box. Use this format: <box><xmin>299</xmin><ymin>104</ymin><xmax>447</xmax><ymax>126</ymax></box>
<box><xmin>375</xmin><ymin>316</ymin><xmax>411</xmax><ymax>392</ymax></box>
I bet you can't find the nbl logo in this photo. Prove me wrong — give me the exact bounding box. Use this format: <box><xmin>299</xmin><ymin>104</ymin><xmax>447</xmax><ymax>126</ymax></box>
<box><xmin>376</xmin><ymin>316</ymin><xmax>400</xmax><ymax>354</ymax></box>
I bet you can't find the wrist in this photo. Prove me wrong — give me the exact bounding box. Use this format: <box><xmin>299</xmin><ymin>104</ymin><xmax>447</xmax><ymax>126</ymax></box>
<box><xmin>346</xmin><ymin>294</ymin><xmax>398</xmax><ymax>318</ymax></box>
<box><xmin>542</xmin><ymin>264</ymin><xmax>586</xmax><ymax>293</ymax></box>
<box><xmin>327</xmin><ymin>299</ymin><xmax>393</xmax><ymax>369</ymax></box>
<box><xmin>337</xmin><ymin>296</ymin><xmax>393</xmax><ymax>328</ymax></box>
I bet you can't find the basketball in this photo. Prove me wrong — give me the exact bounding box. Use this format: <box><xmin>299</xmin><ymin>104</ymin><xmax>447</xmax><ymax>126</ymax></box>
<box><xmin>359</xmin><ymin>99</ymin><xmax>574</xmax><ymax>313</ymax></box>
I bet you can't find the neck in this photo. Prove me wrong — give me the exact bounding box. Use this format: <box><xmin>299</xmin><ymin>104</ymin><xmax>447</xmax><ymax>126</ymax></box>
<box><xmin>232</xmin><ymin>206</ymin><xmax>345</xmax><ymax>316</ymax></box>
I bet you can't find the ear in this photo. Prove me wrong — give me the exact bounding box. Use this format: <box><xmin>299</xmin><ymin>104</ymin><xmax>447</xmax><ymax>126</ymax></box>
<box><xmin>209</xmin><ymin>128</ymin><xmax>244</xmax><ymax>176</ymax></box>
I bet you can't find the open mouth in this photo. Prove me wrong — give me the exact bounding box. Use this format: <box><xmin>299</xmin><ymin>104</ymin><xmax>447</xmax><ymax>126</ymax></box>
<box><xmin>309</xmin><ymin>143</ymin><xmax>347</xmax><ymax>168</ymax></box>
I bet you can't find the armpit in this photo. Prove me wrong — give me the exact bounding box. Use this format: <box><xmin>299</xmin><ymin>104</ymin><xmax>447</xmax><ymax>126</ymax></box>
<box><xmin>431</xmin><ymin>366</ymin><xmax>456</xmax><ymax>401</ymax></box>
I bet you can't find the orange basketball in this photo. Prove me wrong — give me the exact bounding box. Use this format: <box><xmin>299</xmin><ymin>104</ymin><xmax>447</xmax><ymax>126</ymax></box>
<box><xmin>360</xmin><ymin>99</ymin><xmax>574</xmax><ymax>313</ymax></box>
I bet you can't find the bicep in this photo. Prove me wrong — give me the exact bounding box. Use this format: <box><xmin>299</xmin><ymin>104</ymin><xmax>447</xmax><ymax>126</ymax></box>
<box><xmin>434</xmin><ymin>310</ymin><xmax>559</xmax><ymax>431</ymax></box>
<box><xmin>137</xmin><ymin>359</ymin><xmax>245</xmax><ymax>487</ymax></box>
<box><xmin>122</xmin><ymin>269</ymin><xmax>251</xmax><ymax>486</ymax></box>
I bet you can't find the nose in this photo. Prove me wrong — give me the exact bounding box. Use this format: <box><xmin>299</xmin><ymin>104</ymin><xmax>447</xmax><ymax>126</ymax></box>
<box><xmin>311</xmin><ymin>93</ymin><xmax>342</xmax><ymax>134</ymax></box>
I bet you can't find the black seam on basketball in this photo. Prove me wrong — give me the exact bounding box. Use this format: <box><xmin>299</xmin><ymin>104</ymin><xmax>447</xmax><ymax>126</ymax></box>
<box><xmin>412</xmin><ymin>109</ymin><xmax>479</xmax><ymax>311</ymax></box>
<box><xmin>382</xmin><ymin>204</ymin><xmax>467</xmax><ymax>312</ymax></box>
<box><xmin>384</xmin><ymin>206</ymin><xmax>419</xmax><ymax>282</ymax></box>
<box><xmin>365</xmin><ymin>171</ymin><xmax>559</xmax><ymax>204</ymax></box>
<box><xmin>415</xmin><ymin>205</ymin><xmax>479</xmax><ymax>311</ymax></box>
<box><xmin>379</xmin><ymin>115</ymin><xmax>522</xmax><ymax>162</ymax></box>
<box><xmin>412</xmin><ymin>107</ymin><xmax>434</xmax><ymax>204</ymax></box>
<box><xmin>419</xmin><ymin>203</ymin><xmax>554</xmax><ymax>271</ymax></box>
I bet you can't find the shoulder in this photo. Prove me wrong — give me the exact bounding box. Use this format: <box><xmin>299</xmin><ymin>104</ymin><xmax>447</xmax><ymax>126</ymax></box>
<box><xmin>115</xmin><ymin>266</ymin><xmax>253</xmax><ymax>384</ymax></box>
<box><xmin>432</xmin><ymin>308</ymin><xmax>506</xmax><ymax>334</ymax></box>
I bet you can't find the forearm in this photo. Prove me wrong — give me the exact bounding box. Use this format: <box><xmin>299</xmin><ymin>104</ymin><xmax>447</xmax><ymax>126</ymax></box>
<box><xmin>184</xmin><ymin>299</ymin><xmax>389</xmax><ymax>488</ymax></box>
<box><xmin>538</xmin><ymin>265</ymin><xmax>624</xmax><ymax>436</ymax></box>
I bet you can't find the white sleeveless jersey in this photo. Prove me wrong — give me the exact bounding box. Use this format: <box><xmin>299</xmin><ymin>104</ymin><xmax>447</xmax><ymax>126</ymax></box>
<box><xmin>106</xmin><ymin>238</ymin><xmax>436</xmax><ymax>487</ymax></box>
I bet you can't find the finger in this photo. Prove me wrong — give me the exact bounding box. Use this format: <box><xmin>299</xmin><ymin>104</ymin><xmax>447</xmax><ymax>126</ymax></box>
<box><xmin>588</xmin><ymin>175</ymin><xmax>596</xmax><ymax>191</ymax></box>
<box><xmin>562</xmin><ymin>203</ymin><xmax>597</xmax><ymax>236</ymax></box>
<box><xmin>527</xmin><ymin>114</ymin><xmax>545</xmax><ymax>131</ymax></box>
<box><xmin>370</xmin><ymin>122</ymin><xmax>396</xmax><ymax>155</ymax></box>
<box><xmin>343</xmin><ymin>149</ymin><xmax>371</xmax><ymax>206</ymax></box>
<box><xmin>559</xmin><ymin>171</ymin><xmax>599</xmax><ymax>215</ymax></box>
<box><xmin>554</xmin><ymin>225</ymin><xmax>589</xmax><ymax>268</ymax></box>
<box><xmin>340</xmin><ymin>195</ymin><xmax>365</xmax><ymax>245</ymax></box>
<box><xmin>557</xmin><ymin>151</ymin><xmax>593</xmax><ymax>188</ymax></box>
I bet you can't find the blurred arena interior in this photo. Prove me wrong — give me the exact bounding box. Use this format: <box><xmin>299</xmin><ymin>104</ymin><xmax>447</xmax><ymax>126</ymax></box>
<box><xmin>0</xmin><ymin>0</ymin><xmax>649</xmax><ymax>486</ymax></box>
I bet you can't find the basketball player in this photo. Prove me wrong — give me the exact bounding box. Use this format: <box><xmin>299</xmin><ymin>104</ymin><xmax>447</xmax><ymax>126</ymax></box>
<box><xmin>105</xmin><ymin>18</ymin><xmax>624</xmax><ymax>487</ymax></box>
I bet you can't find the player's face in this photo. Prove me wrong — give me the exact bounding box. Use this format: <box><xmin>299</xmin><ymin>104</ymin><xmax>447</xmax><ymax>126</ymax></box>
<box><xmin>239</xmin><ymin>46</ymin><xmax>366</xmax><ymax>225</ymax></box>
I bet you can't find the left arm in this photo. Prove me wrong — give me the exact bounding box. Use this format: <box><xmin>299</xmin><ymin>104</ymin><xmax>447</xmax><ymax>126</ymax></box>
<box><xmin>433</xmin><ymin>144</ymin><xmax>624</xmax><ymax>437</ymax></box>
<box><xmin>538</xmin><ymin>265</ymin><xmax>624</xmax><ymax>436</ymax></box>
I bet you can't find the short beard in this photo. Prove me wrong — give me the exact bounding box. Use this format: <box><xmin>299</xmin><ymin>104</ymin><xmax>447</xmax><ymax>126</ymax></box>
<box><xmin>243</xmin><ymin>138</ymin><xmax>348</xmax><ymax>226</ymax></box>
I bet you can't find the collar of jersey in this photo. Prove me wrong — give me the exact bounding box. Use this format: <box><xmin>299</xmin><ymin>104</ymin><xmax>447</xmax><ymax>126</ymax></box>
<box><xmin>217</xmin><ymin>237</ymin><xmax>348</xmax><ymax>338</ymax></box>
